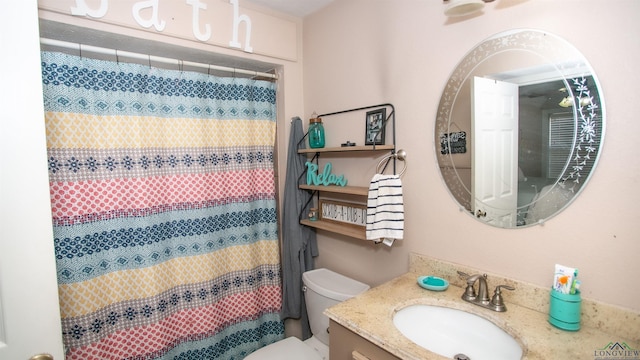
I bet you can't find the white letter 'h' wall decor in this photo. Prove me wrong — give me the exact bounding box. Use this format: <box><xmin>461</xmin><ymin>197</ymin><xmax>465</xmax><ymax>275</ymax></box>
<box><xmin>228</xmin><ymin>0</ymin><xmax>253</xmax><ymax>53</ymax></box>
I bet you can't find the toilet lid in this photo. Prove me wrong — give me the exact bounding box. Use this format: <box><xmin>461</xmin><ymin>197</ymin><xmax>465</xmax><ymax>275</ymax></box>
<box><xmin>244</xmin><ymin>337</ymin><xmax>323</xmax><ymax>360</ymax></box>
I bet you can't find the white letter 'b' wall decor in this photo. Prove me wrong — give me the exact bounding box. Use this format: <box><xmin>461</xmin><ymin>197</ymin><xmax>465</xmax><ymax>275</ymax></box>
<box><xmin>70</xmin><ymin>0</ymin><xmax>108</xmax><ymax>17</ymax></box>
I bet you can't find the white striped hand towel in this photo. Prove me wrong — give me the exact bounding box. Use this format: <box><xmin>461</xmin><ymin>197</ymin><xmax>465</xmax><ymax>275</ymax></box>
<box><xmin>366</xmin><ymin>174</ymin><xmax>404</xmax><ymax>241</ymax></box>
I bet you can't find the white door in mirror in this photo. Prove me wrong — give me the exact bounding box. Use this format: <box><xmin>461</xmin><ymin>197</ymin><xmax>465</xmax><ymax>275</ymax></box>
<box><xmin>472</xmin><ymin>76</ymin><xmax>519</xmax><ymax>228</ymax></box>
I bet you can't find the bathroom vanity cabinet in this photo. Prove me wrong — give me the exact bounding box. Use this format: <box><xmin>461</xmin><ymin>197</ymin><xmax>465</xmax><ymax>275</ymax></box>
<box><xmin>329</xmin><ymin>320</ymin><xmax>400</xmax><ymax>360</ymax></box>
<box><xmin>298</xmin><ymin>104</ymin><xmax>399</xmax><ymax>240</ymax></box>
<box><xmin>325</xmin><ymin>255</ymin><xmax>640</xmax><ymax>360</ymax></box>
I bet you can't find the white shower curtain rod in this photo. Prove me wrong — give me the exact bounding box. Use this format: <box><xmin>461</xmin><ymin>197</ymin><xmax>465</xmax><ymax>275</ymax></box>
<box><xmin>40</xmin><ymin>38</ymin><xmax>277</xmax><ymax>80</ymax></box>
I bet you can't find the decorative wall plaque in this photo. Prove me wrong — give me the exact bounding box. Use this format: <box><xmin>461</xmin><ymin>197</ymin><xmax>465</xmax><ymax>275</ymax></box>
<box><xmin>319</xmin><ymin>199</ymin><xmax>367</xmax><ymax>227</ymax></box>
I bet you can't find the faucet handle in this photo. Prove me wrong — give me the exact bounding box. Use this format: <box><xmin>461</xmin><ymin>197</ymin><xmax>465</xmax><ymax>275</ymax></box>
<box><xmin>495</xmin><ymin>284</ymin><xmax>515</xmax><ymax>292</ymax></box>
<box><xmin>459</xmin><ymin>272</ymin><xmax>483</xmax><ymax>300</ymax></box>
<box><xmin>462</xmin><ymin>282</ymin><xmax>476</xmax><ymax>300</ymax></box>
<box><xmin>490</xmin><ymin>285</ymin><xmax>515</xmax><ymax>312</ymax></box>
<box><xmin>457</xmin><ymin>271</ymin><xmax>475</xmax><ymax>299</ymax></box>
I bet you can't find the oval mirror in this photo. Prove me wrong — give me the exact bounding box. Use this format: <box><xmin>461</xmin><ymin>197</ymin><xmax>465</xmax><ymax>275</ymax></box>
<box><xmin>435</xmin><ymin>29</ymin><xmax>605</xmax><ymax>228</ymax></box>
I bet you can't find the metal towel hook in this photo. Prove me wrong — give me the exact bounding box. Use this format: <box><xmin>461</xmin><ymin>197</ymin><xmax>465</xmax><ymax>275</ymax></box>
<box><xmin>375</xmin><ymin>149</ymin><xmax>407</xmax><ymax>176</ymax></box>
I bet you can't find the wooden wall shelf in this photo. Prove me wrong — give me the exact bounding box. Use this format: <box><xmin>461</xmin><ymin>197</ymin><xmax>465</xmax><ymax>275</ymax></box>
<box><xmin>297</xmin><ymin>104</ymin><xmax>397</xmax><ymax>242</ymax></box>
<box><xmin>300</xmin><ymin>219</ymin><xmax>365</xmax><ymax>240</ymax></box>
<box><xmin>299</xmin><ymin>184</ymin><xmax>369</xmax><ymax>196</ymax></box>
<box><xmin>298</xmin><ymin>145</ymin><xmax>394</xmax><ymax>154</ymax></box>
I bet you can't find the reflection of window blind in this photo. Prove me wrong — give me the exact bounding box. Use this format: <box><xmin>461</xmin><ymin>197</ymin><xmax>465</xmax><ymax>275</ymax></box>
<box><xmin>548</xmin><ymin>114</ymin><xmax>574</xmax><ymax>178</ymax></box>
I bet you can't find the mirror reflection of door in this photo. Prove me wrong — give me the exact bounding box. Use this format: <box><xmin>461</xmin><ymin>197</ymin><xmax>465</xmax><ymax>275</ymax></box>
<box><xmin>518</xmin><ymin>78</ymin><xmax>578</xmax><ymax>225</ymax></box>
<box><xmin>471</xmin><ymin>76</ymin><xmax>519</xmax><ymax>227</ymax></box>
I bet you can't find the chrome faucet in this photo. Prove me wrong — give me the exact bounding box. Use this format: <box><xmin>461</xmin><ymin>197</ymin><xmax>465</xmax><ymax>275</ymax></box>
<box><xmin>457</xmin><ymin>271</ymin><xmax>515</xmax><ymax>312</ymax></box>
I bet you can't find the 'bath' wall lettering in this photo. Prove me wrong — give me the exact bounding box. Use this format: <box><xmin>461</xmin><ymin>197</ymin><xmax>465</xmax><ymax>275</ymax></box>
<box><xmin>306</xmin><ymin>162</ymin><xmax>348</xmax><ymax>187</ymax></box>
<box><xmin>69</xmin><ymin>0</ymin><xmax>253</xmax><ymax>53</ymax></box>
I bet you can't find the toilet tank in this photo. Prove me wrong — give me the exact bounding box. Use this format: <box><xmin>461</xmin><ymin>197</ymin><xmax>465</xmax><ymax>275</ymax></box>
<box><xmin>302</xmin><ymin>268</ymin><xmax>370</xmax><ymax>346</ymax></box>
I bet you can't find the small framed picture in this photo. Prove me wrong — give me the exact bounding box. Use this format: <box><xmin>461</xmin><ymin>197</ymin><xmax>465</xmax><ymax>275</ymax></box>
<box><xmin>365</xmin><ymin>108</ymin><xmax>386</xmax><ymax>146</ymax></box>
<box><xmin>439</xmin><ymin>131</ymin><xmax>467</xmax><ymax>154</ymax></box>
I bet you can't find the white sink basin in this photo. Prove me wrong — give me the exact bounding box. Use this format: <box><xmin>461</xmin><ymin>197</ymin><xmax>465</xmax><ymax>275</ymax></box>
<box><xmin>393</xmin><ymin>305</ymin><xmax>523</xmax><ymax>360</ymax></box>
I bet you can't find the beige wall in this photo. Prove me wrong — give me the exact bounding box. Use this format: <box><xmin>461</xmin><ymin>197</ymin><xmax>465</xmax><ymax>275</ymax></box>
<box><xmin>303</xmin><ymin>0</ymin><xmax>640</xmax><ymax>312</ymax></box>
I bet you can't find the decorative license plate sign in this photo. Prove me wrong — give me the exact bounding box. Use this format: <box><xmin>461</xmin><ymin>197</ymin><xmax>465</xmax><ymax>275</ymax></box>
<box><xmin>319</xmin><ymin>199</ymin><xmax>367</xmax><ymax>227</ymax></box>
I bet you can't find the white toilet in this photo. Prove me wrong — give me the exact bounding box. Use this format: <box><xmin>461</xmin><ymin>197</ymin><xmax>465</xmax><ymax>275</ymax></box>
<box><xmin>245</xmin><ymin>268</ymin><xmax>370</xmax><ymax>360</ymax></box>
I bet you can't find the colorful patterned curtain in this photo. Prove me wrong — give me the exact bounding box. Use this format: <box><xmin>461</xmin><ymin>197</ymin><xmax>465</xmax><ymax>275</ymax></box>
<box><xmin>41</xmin><ymin>51</ymin><xmax>283</xmax><ymax>359</ymax></box>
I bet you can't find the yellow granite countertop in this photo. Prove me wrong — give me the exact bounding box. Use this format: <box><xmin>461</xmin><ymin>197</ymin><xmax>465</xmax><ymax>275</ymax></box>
<box><xmin>325</xmin><ymin>272</ymin><xmax>639</xmax><ymax>360</ymax></box>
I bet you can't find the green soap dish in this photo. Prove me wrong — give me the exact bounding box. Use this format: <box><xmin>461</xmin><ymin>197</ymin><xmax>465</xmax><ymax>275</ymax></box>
<box><xmin>417</xmin><ymin>275</ymin><xmax>449</xmax><ymax>291</ymax></box>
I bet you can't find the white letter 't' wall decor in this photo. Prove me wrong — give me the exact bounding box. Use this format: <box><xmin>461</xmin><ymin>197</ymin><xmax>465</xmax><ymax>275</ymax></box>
<box><xmin>187</xmin><ymin>0</ymin><xmax>212</xmax><ymax>41</ymax></box>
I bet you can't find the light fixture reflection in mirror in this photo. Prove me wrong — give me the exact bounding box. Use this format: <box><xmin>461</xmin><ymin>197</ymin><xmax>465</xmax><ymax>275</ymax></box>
<box><xmin>444</xmin><ymin>0</ymin><xmax>484</xmax><ymax>17</ymax></box>
<box><xmin>443</xmin><ymin>0</ymin><xmax>495</xmax><ymax>17</ymax></box>
<box><xmin>435</xmin><ymin>29</ymin><xmax>605</xmax><ymax>229</ymax></box>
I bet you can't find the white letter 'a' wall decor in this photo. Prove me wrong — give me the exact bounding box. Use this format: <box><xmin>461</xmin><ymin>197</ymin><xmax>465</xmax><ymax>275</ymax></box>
<box><xmin>70</xmin><ymin>0</ymin><xmax>108</xmax><ymax>18</ymax></box>
<box><xmin>132</xmin><ymin>0</ymin><xmax>167</xmax><ymax>31</ymax></box>
<box><xmin>187</xmin><ymin>0</ymin><xmax>212</xmax><ymax>41</ymax></box>
<box><xmin>229</xmin><ymin>0</ymin><xmax>253</xmax><ymax>53</ymax></box>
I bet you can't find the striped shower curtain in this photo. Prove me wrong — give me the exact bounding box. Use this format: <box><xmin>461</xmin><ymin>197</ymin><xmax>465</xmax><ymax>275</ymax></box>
<box><xmin>41</xmin><ymin>51</ymin><xmax>283</xmax><ymax>359</ymax></box>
